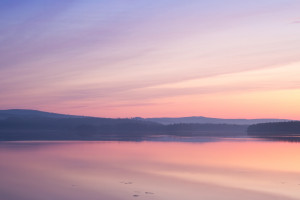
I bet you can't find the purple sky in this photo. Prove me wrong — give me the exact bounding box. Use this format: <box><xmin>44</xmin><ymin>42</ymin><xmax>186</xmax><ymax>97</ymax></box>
<box><xmin>1</xmin><ymin>0</ymin><xmax>300</xmax><ymax>118</ymax></box>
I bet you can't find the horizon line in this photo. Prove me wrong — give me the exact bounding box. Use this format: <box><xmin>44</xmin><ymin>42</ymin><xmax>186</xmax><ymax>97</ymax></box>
<box><xmin>0</xmin><ymin>108</ymin><xmax>295</xmax><ymax>121</ymax></box>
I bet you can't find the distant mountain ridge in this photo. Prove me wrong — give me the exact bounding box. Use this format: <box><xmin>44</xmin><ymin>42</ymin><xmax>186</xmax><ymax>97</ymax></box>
<box><xmin>0</xmin><ymin>109</ymin><xmax>289</xmax><ymax>125</ymax></box>
<box><xmin>0</xmin><ymin>109</ymin><xmax>296</xmax><ymax>141</ymax></box>
<box><xmin>0</xmin><ymin>109</ymin><xmax>249</xmax><ymax>141</ymax></box>
<box><xmin>0</xmin><ymin>109</ymin><xmax>84</xmax><ymax>119</ymax></box>
<box><xmin>138</xmin><ymin>116</ymin><xmax>288</xmax><ymax>125</ymax></box>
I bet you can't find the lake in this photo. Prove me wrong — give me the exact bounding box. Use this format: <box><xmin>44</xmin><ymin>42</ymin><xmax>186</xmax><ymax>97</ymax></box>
<box><xmin>0</xmin><ymin>137</ymin><xmax>300</xmax><ymax>200</ymax></box>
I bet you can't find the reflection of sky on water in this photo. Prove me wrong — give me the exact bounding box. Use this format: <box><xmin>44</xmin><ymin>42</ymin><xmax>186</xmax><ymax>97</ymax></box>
<box><xmin>0</xmin><ymin>139</ymin><xmax>300</xmax><ymax>200</ymax></box>
<box><xmin>0</xmin><ymin>141</ymin><xmax>70</xmax><ymax>151</ymax></box>
<box><xmin>146</xmin><ymin>135</ymin><xmax>264</xmax><ymax>143</ymax></box>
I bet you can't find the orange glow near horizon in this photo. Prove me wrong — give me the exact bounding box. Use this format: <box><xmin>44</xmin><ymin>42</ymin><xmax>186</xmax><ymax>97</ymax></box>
<box><xmin>34</xmin><ymin>88</ymin><xmax>300</xmax><ymax>120</ymax></box>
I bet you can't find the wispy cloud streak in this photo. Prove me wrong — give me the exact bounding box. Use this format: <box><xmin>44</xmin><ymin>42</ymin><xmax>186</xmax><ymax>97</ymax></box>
<box><xmin>1</xmin><ymin>0</ymin><xmax>300</xmax><ymax>118</ymax></box>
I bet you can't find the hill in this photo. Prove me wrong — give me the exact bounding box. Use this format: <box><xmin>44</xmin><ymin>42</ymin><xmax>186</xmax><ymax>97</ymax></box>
<box><xmin>247</xmin><ymin>121</ymin><xmax>300</xmax><ymax>135</ymax></box>
<box><xmin>0</xmin><ymin>109</ymin><xmax>249</xmax><ymax>140</ymax></box>
<box><xmin>0</xmin><ymin>109</ymin><xmax>83</xmax><ymax>119</ymax></box>
<box><xmin>139</xmin><ymin>116</ymin><xmax>288</xmax><ymax>125</ymax></box>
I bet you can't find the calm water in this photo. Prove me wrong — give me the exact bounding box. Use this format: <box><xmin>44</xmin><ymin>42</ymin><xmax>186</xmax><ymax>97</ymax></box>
<box><xmin>0</xmin><ymin>137</ymin><xmax>300</xmax><ymax>200</ymax></box>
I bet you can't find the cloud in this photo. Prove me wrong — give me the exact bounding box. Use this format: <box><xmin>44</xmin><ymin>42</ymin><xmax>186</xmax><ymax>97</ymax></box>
<box><xmin>1</xmin><ymin>0</ymin><xmax>300</xmax><ymax>117</ymax></box>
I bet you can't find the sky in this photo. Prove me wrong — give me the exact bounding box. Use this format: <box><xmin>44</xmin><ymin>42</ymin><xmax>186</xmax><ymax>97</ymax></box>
<box><xmin>0</xmin><ymin>0</ymin><xmax>300</xmax><ymax>119</ymax></box>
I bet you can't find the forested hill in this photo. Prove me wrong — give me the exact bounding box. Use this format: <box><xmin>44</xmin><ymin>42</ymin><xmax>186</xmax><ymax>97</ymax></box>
<box><xmin>0</xmin><ymin>109</ymin><xmax>83</xmax><ymax>119</ymax></box>
<box><xmin>247</xmin><ymin>121</ymin><xmax>300</xmax><ymax>135</ymax></box>
<box><xmin>139</xmin><ymin>116</ymin><xmax>288</xmax><ymax>125</ymax></box>
<box><xmin>0</xmin><ymin>109</ymin><xmax>248</xmax><ymax>140</ymax></box>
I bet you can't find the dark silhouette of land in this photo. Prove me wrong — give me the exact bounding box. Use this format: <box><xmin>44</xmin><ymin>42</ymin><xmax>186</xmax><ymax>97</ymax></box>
<box><xmin>0</xmin><ymin>109</ymin><xmax>84</xmax><ymax>119</ymax></box>
<box><xmin>0</xmin><ymin>109</ymin><xmax>298</xmax><ymax>141</ymax></box>
<box><xmin>247</xmin><ymin>121</ymin><xmax>300</xmax><ymax>142</ymax></box>
<box><xmin>0</xmin><ymin>109</ymin><xmax>249</xmax><ymax>141</ymax></box>
<box><xmin>138</xmin><ymin>116</ymin><xmax>288</xmax><ymax>125</ymax></box>
<box><xmin>248</xmin><ymin>121</ymin><xmax>300</xmax><ymax>135</ymax></box>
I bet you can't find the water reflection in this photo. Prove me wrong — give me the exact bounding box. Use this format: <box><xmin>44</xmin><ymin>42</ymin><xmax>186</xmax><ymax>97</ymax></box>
<box><xmin>249</xmin><ymin>135</ymin><xmax>300</xmax><ymax>143</ymax></box>
<box><xmin>0</xmin><ymin>139</ymin><xmax>300</xmax><ymax>200</ymax></box>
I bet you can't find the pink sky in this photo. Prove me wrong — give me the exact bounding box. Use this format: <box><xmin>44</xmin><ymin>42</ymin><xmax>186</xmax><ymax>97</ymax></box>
<box><xmin>0</xmin><ymin>0</ymin><xmax>300</xmax><ymax>119</ymax></box>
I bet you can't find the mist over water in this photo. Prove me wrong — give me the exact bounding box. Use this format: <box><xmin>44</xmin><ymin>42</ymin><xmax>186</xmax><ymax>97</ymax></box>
<box><xmin>0</xmin><ymin>138</ymin><xmax>300</xmax><ymax>200</ymax></box>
